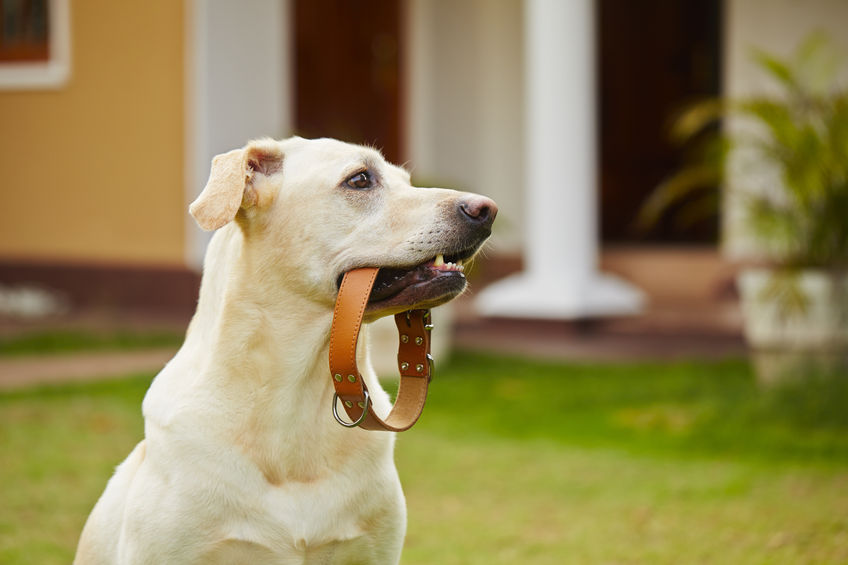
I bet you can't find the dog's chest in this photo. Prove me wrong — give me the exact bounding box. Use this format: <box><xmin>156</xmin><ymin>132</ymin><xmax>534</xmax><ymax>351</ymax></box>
<box><xmin>199</xmin><ymin>536</ymin><xmax>370</xmax><ymax>565</ymax></box>
<box><xmin>210</xmin><ymin>484</ymin><xmax>377</xmax><ymax>564</ymax></box>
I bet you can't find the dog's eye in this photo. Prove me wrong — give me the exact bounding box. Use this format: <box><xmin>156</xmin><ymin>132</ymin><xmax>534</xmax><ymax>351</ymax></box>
<box><xmin>346</xmin><ymin>171</ymin><xmax>372</xmax><ymax>190</ymax></box>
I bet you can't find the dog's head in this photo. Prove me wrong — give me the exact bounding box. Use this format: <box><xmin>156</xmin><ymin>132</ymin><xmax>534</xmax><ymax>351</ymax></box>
<box><xmin>190</xmin><ymin>137</ymin><xmax>497</xmax><ymax>316</ymax></box>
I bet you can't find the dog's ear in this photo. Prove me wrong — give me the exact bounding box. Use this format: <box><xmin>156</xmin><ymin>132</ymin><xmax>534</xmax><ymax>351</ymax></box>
<box><xmin>189</xmin><ymin>139</ymin><xmax>283</xmax><ymax>231</ymax></box>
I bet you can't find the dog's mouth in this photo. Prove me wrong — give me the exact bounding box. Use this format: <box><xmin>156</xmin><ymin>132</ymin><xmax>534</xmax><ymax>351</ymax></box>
<box><xmin>337</xmin><ymin>247</ymin><xmax>478</xmax><ymax>314</ymax></box>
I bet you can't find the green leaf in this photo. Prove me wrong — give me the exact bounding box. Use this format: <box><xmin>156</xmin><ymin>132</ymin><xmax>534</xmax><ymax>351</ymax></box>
<box><xmin>758</xmin><ymin>270</ymin><xmax>809</xmax><ymax>318</ymax></box>
<box><xmin>636</xmin><ymin>166</ymin><xmax>721</xmax><ymax>230</ymax></box>
<box><xmin>752</xmin><ymin>49</ymin><xmax>799</xmax><ymax>91</ymax></box>
<box><xmin>642</xmin><ymin>32</ymin><xmax>848</xmax><ymax>267</ymax></box>
<box><xmin>669</xmin><ymin>99</ymin><xmax>725</xmax><ymax>144</ymax></box>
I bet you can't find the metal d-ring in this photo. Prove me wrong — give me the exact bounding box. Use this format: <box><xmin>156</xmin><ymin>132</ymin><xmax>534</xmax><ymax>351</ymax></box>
<box><xmin>332</xmin><ymin>389</ymin><xmax>371</xmax><ymax>428</ymax></box>
<box><xmin>426</xmin><ymin>353</ymin><xmax>435</xmax><ymax>381</ymax></box>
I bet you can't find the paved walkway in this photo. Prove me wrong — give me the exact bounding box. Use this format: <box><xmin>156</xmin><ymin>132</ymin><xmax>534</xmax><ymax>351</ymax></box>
<box><xmin>0</xmin><ymin>319</ymin><xmax>748</xmax><ymax>392</ymax></box>
<box><xmin>454</xmin><ymin>321</ymin><xmax>746</xmax><ymax>362</ymax></box>
<box><xmin>0</xmin><ymin>347</ymin><xmax>177</xmax><ymax>390</ymax></box>
<box><xmin>0</xmin><ymin>249</ymin><xmax>751</xmax><ymax>390</ymax></box>
<box><xmin>0</xmin><ymin>248</ymin><xmax>752</xmax><ymax>390</ymax></box>
<box><xmin>0</xmin><ymin>284</ymin><xmax>748</xmax><ymax>390</ymax></box>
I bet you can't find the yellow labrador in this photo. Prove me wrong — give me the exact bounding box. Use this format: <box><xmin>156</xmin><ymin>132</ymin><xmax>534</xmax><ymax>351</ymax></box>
<box><xmin>74</xmin><ymin>137</ymin><xmax>496</xmax><ymax>564</ymax></box>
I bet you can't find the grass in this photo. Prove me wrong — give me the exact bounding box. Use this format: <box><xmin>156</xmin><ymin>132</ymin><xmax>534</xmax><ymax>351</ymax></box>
<box><xmin>415</xmin><ymin>353</ymin><xmax>848</xmax><ymax>464</ymax></box>
<box><xmin>398</xmin><ymin>353</ymin><xmax>848</xmax><ymax>564</ymax></box>
<box><xmin>0</xmin><ymin>377</ymin><xmax>149</xmax><ymax>563</ymax></box>
<box><xmin>0</xmin><ymin>330</ymin><xmax>184</xmax><ymax>357</ymax></box>
<box><xmin>1</xmin><ymin>351</ymin><xmax>847</xmax><ymax>563</ymax></box>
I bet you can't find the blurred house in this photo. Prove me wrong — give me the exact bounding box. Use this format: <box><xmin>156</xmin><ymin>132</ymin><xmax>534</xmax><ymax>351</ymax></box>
<box><xmin>1</xmin><ymin>0</ymin><xmax>846</xmax><ymax>325</ymax></box>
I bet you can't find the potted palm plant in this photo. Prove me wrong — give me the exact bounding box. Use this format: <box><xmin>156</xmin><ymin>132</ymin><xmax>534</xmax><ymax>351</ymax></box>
<box><xmin>641</xmin><ymin>34</ymin><xmax>848</xmax><ymax>378</ymax></box>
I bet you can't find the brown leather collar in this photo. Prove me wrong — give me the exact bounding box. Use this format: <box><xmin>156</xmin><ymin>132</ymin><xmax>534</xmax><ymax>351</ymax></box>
<box><xmin>329</xmin><ymin>267</ymin><xmax>433</xmax><ymax>432</ymax></box>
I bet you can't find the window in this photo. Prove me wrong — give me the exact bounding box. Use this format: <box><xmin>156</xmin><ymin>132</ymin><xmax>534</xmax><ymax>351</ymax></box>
<box><xmin>0</xmin><ymin>0</ymin><xmax>70</xmax><ymax>89</ymax></box>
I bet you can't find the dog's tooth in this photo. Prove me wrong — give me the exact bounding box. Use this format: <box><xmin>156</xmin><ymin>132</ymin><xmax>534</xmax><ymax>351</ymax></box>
<box><xmin>458</xmin><ymin>265</ymin><xmax>465</xmax><ymax>272</ymax></box>
<box><xmin>434</xmin><ymin>254</ymin><xmax>445</xmax><ymax>267</ymax></box>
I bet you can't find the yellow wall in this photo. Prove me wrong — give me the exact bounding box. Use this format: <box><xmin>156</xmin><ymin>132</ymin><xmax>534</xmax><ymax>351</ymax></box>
<box><xmin>0</xmin><ymin>0</ymin><xmax>185</xmax><ymax>266</ymax></box>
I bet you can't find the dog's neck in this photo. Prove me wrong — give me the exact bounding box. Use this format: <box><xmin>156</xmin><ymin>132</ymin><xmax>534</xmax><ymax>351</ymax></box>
<box><xmin>145</xmin><ymin>226</ymin><xmax>389</xmax><ymax>483</ymax></box>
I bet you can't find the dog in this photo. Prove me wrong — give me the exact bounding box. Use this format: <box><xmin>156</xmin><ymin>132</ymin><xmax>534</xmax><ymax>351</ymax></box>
<box><xmin>74</xmin><ymin>136</ymin><xmax>497</xmax><ymax>564</ymax></box>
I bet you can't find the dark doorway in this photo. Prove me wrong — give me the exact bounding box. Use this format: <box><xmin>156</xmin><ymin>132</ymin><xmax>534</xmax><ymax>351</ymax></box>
<box><xmin>599</xmin><ymin>0</ymin><xmax>722</xmax><ymax>244</ymax></box>
<box><xmin>293</xmin><ymin>0</ymin><xmax>404</xmax><ymax>164</ymax></box>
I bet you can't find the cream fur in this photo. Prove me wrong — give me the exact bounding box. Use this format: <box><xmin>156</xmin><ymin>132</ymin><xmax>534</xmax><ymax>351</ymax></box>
<box><xmin>74</xmin><ymin>137</ymin><xmax>494</xmax><ymax>565</ymax></box>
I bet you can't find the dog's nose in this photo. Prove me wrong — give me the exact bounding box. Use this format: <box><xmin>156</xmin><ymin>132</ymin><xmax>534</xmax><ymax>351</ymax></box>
<box><xmin>458</xmin><ymin>196</ymin><xmax>498</xmax><ymax>230</ymax></box>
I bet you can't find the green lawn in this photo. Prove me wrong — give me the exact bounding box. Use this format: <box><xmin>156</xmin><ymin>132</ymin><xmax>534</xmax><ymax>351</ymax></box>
<box><xmin>0</xmin><ymin>329</ymin><xmax>184</xmax><ymax>357</ymax></box>
<box><xmin>1</xmin><ymin>351</ymin><xmax>847</xmax><ymax>564</ymax></box>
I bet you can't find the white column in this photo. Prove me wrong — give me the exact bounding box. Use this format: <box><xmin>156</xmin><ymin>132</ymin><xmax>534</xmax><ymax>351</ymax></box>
<box><xmin>476</xmin><ymin>0</ymin><xmax>643</xmax><ymax>319</ymax></box>
<box><xmin>184</xmin><ymin>0</ymin><xmax>292</xmax><ymax>269</ymax></box>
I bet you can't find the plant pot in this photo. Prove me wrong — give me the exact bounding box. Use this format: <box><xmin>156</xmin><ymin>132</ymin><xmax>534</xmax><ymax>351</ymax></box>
<box><xmin>737</xmin><ymin>267</ymin><xmax>848</xmax><ymax>381</ymax></box>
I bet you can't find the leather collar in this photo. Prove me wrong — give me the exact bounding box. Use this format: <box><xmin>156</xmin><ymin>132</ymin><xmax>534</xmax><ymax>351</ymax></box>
<box><xmin>329</xmin><ymin>267</ymin><xmax>433</xmax><ymax>432</ymax></box>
